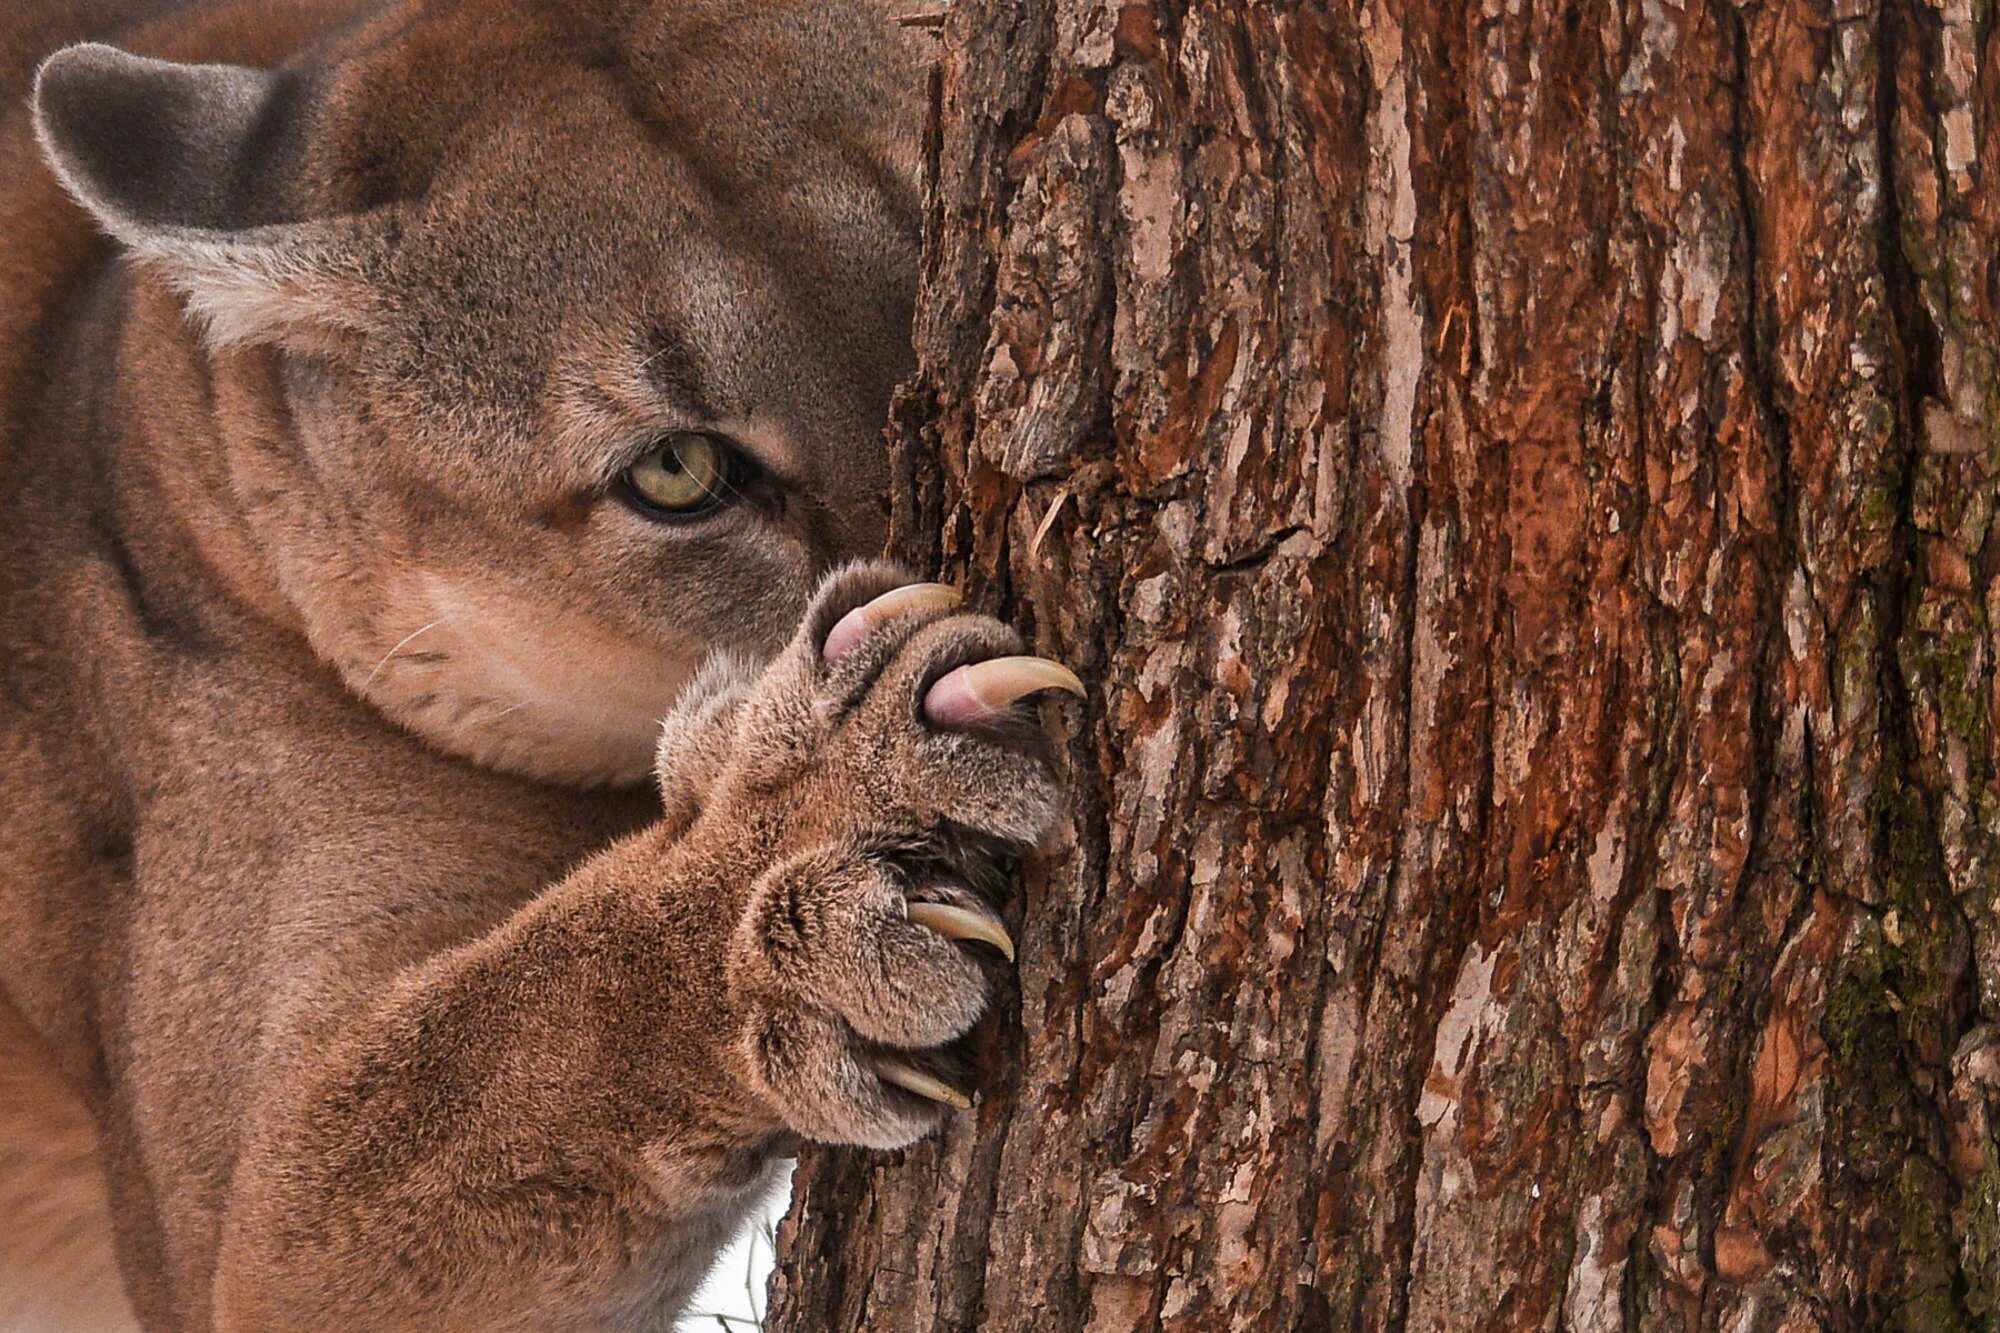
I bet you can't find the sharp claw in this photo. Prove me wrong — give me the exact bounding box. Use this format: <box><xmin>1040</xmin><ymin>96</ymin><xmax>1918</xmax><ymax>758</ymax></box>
<box><xmin>923</xmin><ymin>656</ymin><xmax>1084</xmax><ymax>728</ymax></box>
<box><xmin>875</xmin><ymin>1058</ymin><xmax>972</xmax><ymax>1110</ymax></box>
<box><xmin>907</xmin><ymin>900</ymin><xmax>1016</xmax><ymax>962</ymax></box>
<box><xmin>823</xmin><ymin>583</ymin><xmax>962</xmax><ymax>662</ymax></box>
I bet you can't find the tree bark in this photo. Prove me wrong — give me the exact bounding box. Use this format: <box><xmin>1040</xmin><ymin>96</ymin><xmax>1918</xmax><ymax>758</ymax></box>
<box><xmin>767</xmin><ymin>0</ymin><xmax>2000</xmax><ymax>1326</ymax></box>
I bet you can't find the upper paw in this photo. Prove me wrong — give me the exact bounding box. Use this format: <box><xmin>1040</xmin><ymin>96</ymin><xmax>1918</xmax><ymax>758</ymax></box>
<box><xmin>733</xmin><ymin>560</ymin><xmax>1075</xmax><ymax>850</ymax></box>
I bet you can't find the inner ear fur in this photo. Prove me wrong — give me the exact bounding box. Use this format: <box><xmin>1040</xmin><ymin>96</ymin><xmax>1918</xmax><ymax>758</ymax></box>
<box><xmin>32</xmin><ymin>42</ymin><xmax>384</xmax><ymax>350</ymax></box>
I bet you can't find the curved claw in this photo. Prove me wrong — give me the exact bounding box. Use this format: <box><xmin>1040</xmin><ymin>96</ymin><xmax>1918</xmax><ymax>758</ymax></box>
<box><xmin>875</xmin><ymin>1058</ymin><xmax>971</xmax><ymax>1110</ymax></box>
<box><xmin>923</xmin><ymin>656</ymin><xmax>1083</xmax><ymax>728</ymax></box>
<box><xmin>907</xmin><ymin>899</ymin><xmax>1016</xmax><ymax>962</ymax></box>
<box><xmin>824</xmin><ymin>583</ymin><xmax>962</xmax><ymax>662</ymax></box>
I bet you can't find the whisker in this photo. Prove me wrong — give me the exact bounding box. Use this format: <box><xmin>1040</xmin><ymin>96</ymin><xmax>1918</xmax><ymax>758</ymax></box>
<box><xmin>360</xmin><ymin>617</ymin><xmax>449</xmax><ymax>693</ymax></box>
<box><xmin>703</xmin><ymin>461</ymin><xmax>761</xmax><ymax>510</ymax></box>
<box><xmin>476</xmin><ymin>700</ymin><xmax>528</xmax><ymax>727</ymax></box>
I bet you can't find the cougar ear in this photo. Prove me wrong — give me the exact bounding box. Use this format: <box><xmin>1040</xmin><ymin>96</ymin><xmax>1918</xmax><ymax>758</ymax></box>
<box><xmin>32</xmin><ymin>42</ymin><xmax>382</xmax><ymax>350</ymax></box>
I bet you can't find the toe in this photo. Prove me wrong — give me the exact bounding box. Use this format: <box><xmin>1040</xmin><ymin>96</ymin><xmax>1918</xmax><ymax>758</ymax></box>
<box><xmin>742</xmin><ymin>848</ymin><xmax>995</xmax><ymax>1049</ymax></box>
<box><xmin>799</xmin><ymin>559</ymin><xmax>924</xmax><ymax>656</ymax></box>
<box><xmin>739</xmin><ymin>1010</ymin><xmax>944</xmax><ymax>1149</ymax></box>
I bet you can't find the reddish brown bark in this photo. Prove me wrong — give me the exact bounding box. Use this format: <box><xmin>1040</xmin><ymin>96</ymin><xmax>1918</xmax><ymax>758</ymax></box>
<box><xmin>768</xmin><ymin>0</ymin><xmax>2000</xmax><ymax>1326</ymax></box>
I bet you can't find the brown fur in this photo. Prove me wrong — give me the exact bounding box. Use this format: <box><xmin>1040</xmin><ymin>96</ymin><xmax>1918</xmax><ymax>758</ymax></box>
<box><xmin>0</xmin><ymin>3</ymin><xmax>1058</xmax><ymax>1326</ymax></box>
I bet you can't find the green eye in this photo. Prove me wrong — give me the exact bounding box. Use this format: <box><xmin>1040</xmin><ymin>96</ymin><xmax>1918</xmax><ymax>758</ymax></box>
<box><xmin>620</xmin><ymin>433</ymin><xmax>738</xmax><ymax>517</ymax></box>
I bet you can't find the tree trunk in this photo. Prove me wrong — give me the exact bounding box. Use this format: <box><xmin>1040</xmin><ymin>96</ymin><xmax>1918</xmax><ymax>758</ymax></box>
<box><xmin>767</xmin><ymin>0</ymin><xmax>2000</xmax><ymax>1326</ymax></box>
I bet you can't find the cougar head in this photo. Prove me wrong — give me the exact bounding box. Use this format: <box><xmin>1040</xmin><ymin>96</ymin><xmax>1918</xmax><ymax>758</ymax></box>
<box><xmin>34</xmin><ymin>0</ymin><xmax>927</xmax><ymax>785</ymax></box>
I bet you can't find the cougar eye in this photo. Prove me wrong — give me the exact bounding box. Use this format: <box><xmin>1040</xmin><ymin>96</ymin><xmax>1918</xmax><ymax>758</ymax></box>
<box><xmin>618</xmin><ymin>432</ymin><xmax>746</xmax><ymax>519</ymax></box>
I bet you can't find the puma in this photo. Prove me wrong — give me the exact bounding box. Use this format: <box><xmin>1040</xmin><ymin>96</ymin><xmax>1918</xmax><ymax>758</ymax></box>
<box><xmin>0</xmin><ymin>1</ymin><xmax>1074</xmax><ymax>1326</ymax></box>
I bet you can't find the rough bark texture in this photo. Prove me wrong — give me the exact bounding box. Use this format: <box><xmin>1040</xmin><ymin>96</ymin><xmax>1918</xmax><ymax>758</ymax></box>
<box><xmin>767</xmin><ymin>0</ymin><xmax>2000</xmax><ymax>1326</ymax></box>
